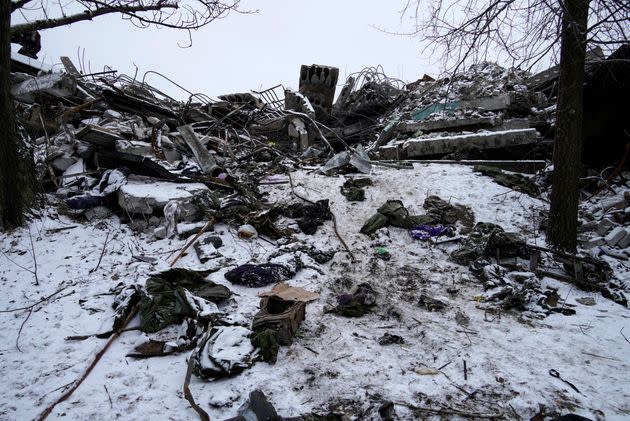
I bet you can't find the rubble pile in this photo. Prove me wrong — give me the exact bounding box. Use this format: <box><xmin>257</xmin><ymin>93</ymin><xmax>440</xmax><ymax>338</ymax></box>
<box><xmin>4</xmin><ymin>47</ymin><xmax>630</xmax><ymax>421</ymax></box>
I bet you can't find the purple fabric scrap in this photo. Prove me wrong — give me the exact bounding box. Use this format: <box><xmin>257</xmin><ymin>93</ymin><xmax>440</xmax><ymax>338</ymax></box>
<box><xmin>409</xmin><ymin>225</ymin><xmax>447</xmax><ymax>240</ymax></box>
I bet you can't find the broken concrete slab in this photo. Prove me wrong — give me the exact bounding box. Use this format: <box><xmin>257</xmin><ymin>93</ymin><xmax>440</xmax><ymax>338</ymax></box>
<box><xmin>11</xmin><ymin>72</ymin><xmax>77</xmax><ymax>103</ymax></box>
<box><xmin>115</xmin><ymin>139</ymin><xmax>153</xmax><ymax>156</ymax></box>
<box><xmin>284</xmin><ymin>88</ymin><xmax>315</xmax><ymax>118</ymax></box>
<box><xmin>396</xmin><ymin>116</ymin><xmax>500</xmax><ymax>134</ymax></box>
<box><xmin>401</xmin><ymin>128</ymin><xmax>539</xmax><ymax>158</ymax></box>
<box><xmin>461</xmin><ymin>94</ymin><xmax>512</xmax><ymax>111</ymax></box>
<box><xmin>605</xmin><ymin>226</ymin><xmax>627</xmax><ymax>247</ymax></box>
<box><xmin>177</xmin><ymin>125</ymin><xmax>218</xmax><ymax>175</ymax></box>
<box><xmin>596</xmin><ymin>219</ymin><xmax>615</xmax><ymax>236</ymax></box>
<box><xmin>385</xmin><ymin>160</ymin><xmax>546</xmax><ymax>174</ymax></box>
<box><xmin>583</xmin><ymin>236</ymin><xmax>605</xmax><ymax>248</ymax></box>
<box><xmin>76</xmin><ymin>125</ymin><xmax>122</xmax><ymax>148</ymax></box>
<box><xmin>118</xmin><ymin>176</ymin><xmax>208</xmax><ymax>215</ymax></box>
<box><xmin>50</xmin><ymin>154</ymin><xmax>78</xmax><ymax>172</ymax></box>
<box><xmin>617</xmin><ymin>230</ymin><xmax>630</xmax><ymax>249</ymax></box>
<box><xmin>601</xmin><ymin>196</ymin><xmax>627</xmax><ymax>212</ymax></box>
<box><xmin>299</xmin><ymin>64</ymin><xmax>339</xmax><ymax>119</ymax></box>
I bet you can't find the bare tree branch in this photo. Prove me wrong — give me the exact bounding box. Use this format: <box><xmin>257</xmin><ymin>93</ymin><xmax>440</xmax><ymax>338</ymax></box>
<box><xmin>11</xmin><ymin>2</ymin><xmax>177</xmax><ymax>36</ymax></box>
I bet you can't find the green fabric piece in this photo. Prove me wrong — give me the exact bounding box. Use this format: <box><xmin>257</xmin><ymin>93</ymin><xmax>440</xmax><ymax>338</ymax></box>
<box><xmin>360</xmin><ymin>213</ymin><xmax>389</xmax><ymax>234</ymax></box>
<box><xmin>139</xmin><ymin>268</ymin><xmax>231</xmax><ymax>333</ymax></box>
<box><xmin>450</xmin><ymin>222</ymin><xmax>505</xmax><ymax>265</ymax></box>
<box><xmin>361</xmin><ymin>197</ymin><xmax>474</xmax><ymax>235</ymax></box>
<box><xmin>340</xmin><ymin>178</ymin><xmax>373</xmax><ymax>202</ymax></box>
<box><xmin>423</xmin><ymin>195</ymin><xmax>475</xmax><ymax>229</ymax></box>
<box><xmin>377</xmin><ymin>200</ymin><xmax>410</xmax><ymax>227</ymax></box>
<box><xmin>251</xmin><ymin>329</ymin><xmax>279</xmax><ymax>364</ymax></box>
<box><xmin>474</xmin><ymin>165</ymin><xmax>540</xmax><ymax>197</ymax></box>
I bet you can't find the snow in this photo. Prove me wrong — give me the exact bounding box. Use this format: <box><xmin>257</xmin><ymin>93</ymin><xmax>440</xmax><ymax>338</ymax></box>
<box><xmin>1</xmin><ymin>164</ymin><xmax>629</xmax><ymax>420</ymax></box>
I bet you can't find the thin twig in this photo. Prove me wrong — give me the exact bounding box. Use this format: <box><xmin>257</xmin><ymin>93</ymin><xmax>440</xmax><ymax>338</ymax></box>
<box><xmin>394</xmin><ymin>401</ymin><xmax>504</xmax><ymax>419</ymax></box>
<box><xmin>621</xmin><ymin>327</ymin><xmax>630</xmax><ymax>345</ymax></box>
<box><xmin>15</xmin><ymin>308</ymin><xmax>33</xmax><ymax>352</ymax></box>
<box><xmin>90</xmin><ymin>231</ymin><xmax>111</xmax><ymax>274</ymax></box>
<box><xmin>303</xmin><ymin>345</ymin><xmax>319</xmax><ymax>355</ymax></box>
<box><xmin>331</xmin><ymin>212</ymin><xmax>356</xmax><ymax>262</ymax></box>
<box><xmin>104</xmin><ymin>385</ymin><xmax>113</xmax><ymax>409</ymax></box>
<box><xmin>170</xmin><ymin>218</ymin><xmax>214</xmax><ymax>267</ymax></box>
<box><xmin>332</xmin><ymin>353</ymin><xmax>353</xmax><ymax>362</ymax></box>
<box><xmin>28</xmin><ymin>228</ymin><xmax>39</xmax><ymax>286</ymax></box>
<box><xmin>36</xmin><ymin>304</ymin><xmax>139</xmax><ymax>421</ymax></box>
<box><xmin>0</xmin><ymin>286</ymin><xmax>70</xmax><ymax>313</ymax></box>
<box><xmin>65</xmin><ymin>326</ymin><xmax>141</xmax><ymax>341</ymax></box>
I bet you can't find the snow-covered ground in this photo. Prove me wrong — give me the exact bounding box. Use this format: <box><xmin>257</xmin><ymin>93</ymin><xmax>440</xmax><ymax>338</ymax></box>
<box><xmin>1</xmin><ymin>164</ymin><xmax>628</xmax><ymax>420</ymax></box>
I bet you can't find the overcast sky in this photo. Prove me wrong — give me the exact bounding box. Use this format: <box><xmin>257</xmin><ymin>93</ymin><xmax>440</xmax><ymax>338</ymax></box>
<box><xmin>14</xmin><ymin>0</ymin><xmax>442</xmax><ymax>100</ymax></box>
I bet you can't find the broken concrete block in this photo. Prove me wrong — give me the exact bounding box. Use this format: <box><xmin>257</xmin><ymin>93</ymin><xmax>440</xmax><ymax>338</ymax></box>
<box><xmin>379</xmin><ymin>144</ymin><xmax>405</xmax><ymax>160</ymax></box>
<box><xmin>601</xmin><ymin>196</ymin><xmax>627</xmax><ymax>211</ymax></box>
<box><xmin>50</xmin><ymin>155</ymin><xmax>78</xmax><ymax>172</ymax></box>
<box><xmin>103</xmin><ymin>109</ymin><xmax>122</xmax><ymax>120</ymax></box>
<box><xmin>76</xmin><ymin>124</ymin><xmax>122</xmax><ymax>148</ymax></box>
<box><xmin>403</xmin><ymin>128</ymin><xmax>539</xmax><ymax>158</ymax></box>
<box><xmin>115</xmin><ymin>139</ymin><xmax>153</xmax><ymax>156</ymax></box>
<box><xmin>288</xmin><ymin>117</ymin><xmax>309</xmax><ymax>151</ymax></box>
<box><xmin>84</xmin><ymin>206</ymin><xmax>113</xmax><ymax>222</ymax></box>
<box><xmin>177</xmin><ymin>221</ymin><xmax>208</xmax><ymax>238</ymax></box>
<box><xmin>496</xmin><ymin>118</ymin><xmax>530</xmax><ymax>130</ymax></box>
<box><xmin>11</xmin><ymin>72</ymin><xmax>77</xmax><ymax>103</ymax></box>
<box><xmin>461</xmin><ymin>94</ymin><xmax>511</xmax><ymax>111</ymax></box>
<box><xmin>616</xmin><ymin>229</ymin><xmax>630</xmax><ymax>249</ymax></box>
<box><xmin>62</xmin><ymin>158</ymin><xmax>86</xmax><ymax>187</ymax></box>
<box><xmin>604</xmin><ymin>226</ymin><xmax>626</xmax><ymax>246</ymax></box>
<box><xmin>153</xmin><ymin>226</ymin><xmax>167</xmax><ymax>239</ymax></box>
<box><xmin>578</xmin><ymin>220</ymin><xmax>598</xmax><ymax>233</ymax></box>
<box><xmin>299</xmin><ymin>64</ymin><xmax>339</xmax><ymax>119</ymax></box>
<box><xmin>596</xmin><ymin>218</ymin><xmax>615</xmax><ymax>236</ymax></box>
<box><xmin>582</xmin><ymin>236</ymin><xmax>605</xmax><ymax>248</ymax></box>
<box><xmin>177</xmin><ymin>125</ymin><xmax>218</xmax><ymax>175</ymax></box>
<box><xmin>284</xmin><ymin>88</ymin><xmax>315</xmax><ymax>118</ymax></box>
<box><xmin>118</xmin><ymin>176</ymin><xmax>208</xmax><ymax>215</ymax></box>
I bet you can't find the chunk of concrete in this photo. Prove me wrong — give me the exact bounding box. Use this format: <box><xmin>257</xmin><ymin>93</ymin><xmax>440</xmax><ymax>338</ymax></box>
<box><xmin>403</xmin><ymin>128</ymin><xmax>539</xmax><ymax>158</ymax></box>
<box><xmin>461</xmin><ymin>94</ymin><xmax>511</xmax><ymax>111</ymax></box>
<box><xmin>601</xmin><ymin>196</ymin><xmax>627</xmax><ymax>211</ymax></box>
<box><xmin>604</xmin><ymin>226</ymin><xmax>627</xmax><ymax>247</ymax></box>
<box><xmin>582</xmin><ymin>236</ymin><xmax>605</xmax><ymax>248</ymax></box>
<box><xmin>299</xmin><ymin>64</ymin><xmax>339</xmax><ymax>119</ymax></box>
<box><xmin>118</xmin><ymin>176</ymin><xmax>208</xmax><ymax>215</ymax></box>
<box><xmin>11</xmin><ymin>72</ymin><xmax>77</xmax><ymax>103</ymax></box>
<box><xmin>616</xmin><ymin>229</ymin><xmax>630</xmax><ymax>249</ymax></box>
<box><xmin>379</xmin><ymin>144</ymin><xmax>406</xmax><ymax>160</ymax></box>
<box><xmin>50</xmin><ymin>155</ymin><xmax>78</xmax><ymax>172</ymax></box>
<box><xmin>115</xmin><ymin>139</ymin><xmax>153</xmax><ymax>157</ymax></box>
<box><xmin>76</xmin><ymin>124</ymin><xmax>122</xmax><ymax>148</ymax></box>
<box><xmin>596</xmin><ymin>218</ymin><xmax>615</xmax><ymax>236</ymax></box>
<box><xmin>177</xmin><ymin>125</ymin><xmax>218</xmax><ymax>175</ymax></box>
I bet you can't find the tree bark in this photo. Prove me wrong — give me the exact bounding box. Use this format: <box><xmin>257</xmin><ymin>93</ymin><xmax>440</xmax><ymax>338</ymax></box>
<box><xmin>0</xmin><ymin>2</ymin><xmax>38</xmax><ymax>230</ymax></box>
<box><xmin>548</xmin><ymin>0</ymin><xmax>590</xmax><ymax>251</ymax></box>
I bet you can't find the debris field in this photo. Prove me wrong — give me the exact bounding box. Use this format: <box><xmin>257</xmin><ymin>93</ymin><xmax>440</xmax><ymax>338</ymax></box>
<box><xmin>1</xmin><ymin>51</ymin><xmax>630</xmax><ymax>421</ymax></box>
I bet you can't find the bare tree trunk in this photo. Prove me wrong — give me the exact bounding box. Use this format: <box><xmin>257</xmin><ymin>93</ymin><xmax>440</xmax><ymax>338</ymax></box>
<box><xmin>548</xmin><ymin>0</ymin><xmax>590</xmax><ymax>251</ymax></box>
<box><xmin>0</xmin><ymin>3</ymin><xmax>37</xmax><ymax>230</ymax></box>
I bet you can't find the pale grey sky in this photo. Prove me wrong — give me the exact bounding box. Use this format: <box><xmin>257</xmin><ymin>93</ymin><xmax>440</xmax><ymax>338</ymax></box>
<box><xmin>15</xmin><ymin>1</ymin><xmax>440</xmax><ymax>100</ymax></box>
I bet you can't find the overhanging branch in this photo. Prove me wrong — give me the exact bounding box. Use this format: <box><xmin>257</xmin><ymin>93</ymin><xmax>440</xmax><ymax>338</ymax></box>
<box><xmin>10</xmin><ymin>2</ymin><xmax>177</xmax><ymax>36</ymax></box>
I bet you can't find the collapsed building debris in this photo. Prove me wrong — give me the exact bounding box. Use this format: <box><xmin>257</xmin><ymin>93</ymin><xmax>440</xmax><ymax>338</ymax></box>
<box><xmin>5</xmin><ymin>46</ymin><xmax>630</xmax><ymax>421</ymax></box>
